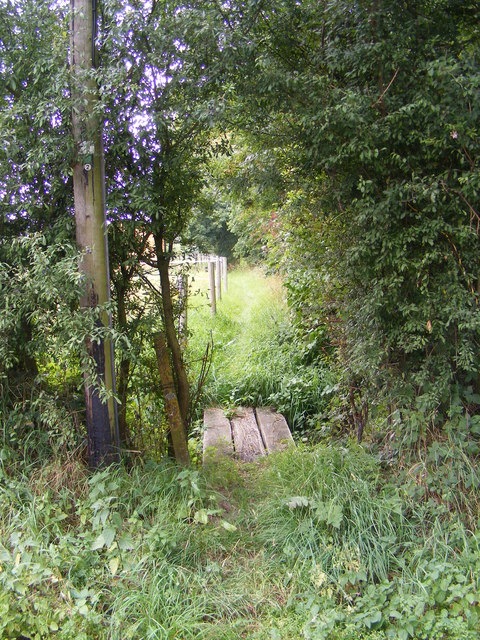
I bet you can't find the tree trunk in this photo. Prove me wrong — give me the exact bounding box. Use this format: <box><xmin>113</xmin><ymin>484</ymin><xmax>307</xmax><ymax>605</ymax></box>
<box><xmin>155</xmin><ymin>244</ymin><xmax>191</xmax><ymax>430</ymax></box>
<box><xmin>70</xmin><ymin>0</ymin><xmax>118</xmax><ymax>467</ymax></box>
<box><xmin>153</xmin><ymin>332</ymin><xmax>190</xmax><ymax>466</ymax></box>
<box><xmin>117</xmin><ymin>358</ymin><xmax>130</xmax><ymax>447</ymax></box>
<box><xmin>17</xmin><ymin>317</ymin><xmax>38</xmax><ymax>380</ymax></box>
<box><xmin>115</xmin><ymin>282</ymin><xmax>130</xmax><ymax>446</ymax></box>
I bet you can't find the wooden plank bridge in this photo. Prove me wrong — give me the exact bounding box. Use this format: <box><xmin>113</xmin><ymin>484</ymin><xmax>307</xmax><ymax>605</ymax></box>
<box><xmin>203</xmin><ymin>407</ymin><xmax>294</xmax><ymax>463</ymax></box>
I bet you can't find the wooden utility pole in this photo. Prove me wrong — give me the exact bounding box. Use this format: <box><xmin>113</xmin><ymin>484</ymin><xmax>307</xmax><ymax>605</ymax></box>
<box><xmin>70</xmin><ymin>0</ymin><xmax>118</xmax><ymax>468</ymax></box>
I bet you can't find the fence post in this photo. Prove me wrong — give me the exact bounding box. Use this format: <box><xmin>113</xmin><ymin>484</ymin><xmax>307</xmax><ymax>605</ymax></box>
<box><xmin>178</xmin><ymin>273</ymin><xmax>188</xmax><ymax>349</ymax></box>
<box><xmin>208</xmin><ymin>260</ymin><xmax>216</xmax><ymax>316</ymax></box>
<box><xmin>215</xmin><ymin>256</ymin><xmax>222</xmax><ymax>301</ymax></box>
<box><xmin>221</xmin><ymin>257</ymin><xmax>227</xmax><ymax>293</ymax></box>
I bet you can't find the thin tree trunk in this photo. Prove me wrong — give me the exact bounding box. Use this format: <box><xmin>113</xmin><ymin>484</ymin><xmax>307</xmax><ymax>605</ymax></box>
<box><xmin>117</xmin><ymin>359</ymin><xmax>130</xmax><ymax>446</ymax></box>
<box><xmin>70</xmin><ymin>0</ymin><xmax>117</xmax><ymax>467</ymax></box>
<box><xmin>115</xmin><ymin>283</ymin><xmax>131</xmax><ymax>446</ymax></box>
<box><xmin>153</xmin><ymin>332</ymin><xmax>190</xmax><ymax>465</ymax></box>
<box><xmin>155</xmin><ymin>245</ymin><xmax>191</xmax><ymax>430</ymax></box>
<box><xmin>17</xmin><ymin>317</ymin><xmax>38</xmax><ymax>380</ymax></box>
<box><xmin>477</xmin><ymin>277</ymin><xmax>480</xmax><ymax>394</ymax></box>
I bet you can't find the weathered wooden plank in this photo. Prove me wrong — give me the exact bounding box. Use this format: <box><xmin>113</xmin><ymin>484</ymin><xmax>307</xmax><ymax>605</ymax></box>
<box><xmin>231</xmin><ymin>407</ymin><xmax>266</xmax><ymax>462</ymax></box>
<box><xmin>203</xmin><ymin>408</ymin><xmax>233</xmax><ymax>461</ymax></box>
<box><xmin>256</xmin><ymin>408</ymin><xmax>295</xmax><ymax>453</ymax></box>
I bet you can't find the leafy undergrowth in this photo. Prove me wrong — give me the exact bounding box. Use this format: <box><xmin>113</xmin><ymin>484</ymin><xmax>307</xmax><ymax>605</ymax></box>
<box><xmin>1</xmin><ymin>445</ymin><xmax>479</xmax><ymax>639</ymax></box>
<box><xmin>187</xmin><ymin>266</ymin><xmax>333</xmax><ymax>431</ymax></box>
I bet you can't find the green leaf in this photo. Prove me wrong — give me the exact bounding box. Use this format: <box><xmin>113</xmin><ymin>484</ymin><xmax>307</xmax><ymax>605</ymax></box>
<box><xmin>286</xmin><ymin>496</ymin><xmax>310</xmax><ymax>509</ymax></box>
<box><xmin>109</xmin><ymin>557</ymin><xmax>120</xmax><ymax>577</ymax></box>
<box><xmin>314</xmin><ymin>500</ymin><xmax>343</xmax><ymax>528</ymax></box>
<box><xmin>365</xmin><ymin>610</ymin><xmax>382</xmax><ymax>629</ymax></box>
<box><xmin>91</xmin><ymin>534</ymin><xmax>105</xmax><ymax>551</ymax></box>
<box><xmin>194</xmin><ymin>509</ymin><xmax>209</xmax><ymax>524</ymax></box>
<box><xmin>118</xmin><ymin>534</ymin><xmax>135</xmax><ymax>551</ymax></box>
<box><xmin>221</xmin><ymin>520</ymin><xmax>237</xmax><ymax>532</ymax></box>
<box><xmin>389</xmin><ymin>610</ymin><xmax>402</xmax><ymax>619</ymax></box>
<box><xmin>91</xmin><ymin>527</ymin><xmax>115</xmax><ymax>550</ymax></box>
<box><xmin>326</xmin><ymin>503</ymin><xmax>343</xmax><ymax>529</ymax></box>
<box><xmin>103</xmin><ymin>527</ymin><xmax>116</xmax><ymax>548</ymax></box>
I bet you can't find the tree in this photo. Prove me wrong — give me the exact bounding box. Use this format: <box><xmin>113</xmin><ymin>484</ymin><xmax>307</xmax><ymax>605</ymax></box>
<box><xmin>98</xmin><ymin>0</ymin><xmax>229</xmax><ymax>457</ymax></box>
<box><xmin>223</xmin><ymin>0</ymin><xmax>480</xmax><ymax>440</ymax></box>
<box><xmin>0</xmin><ymin>0</ymin><xmax>73</xmax><ymax>383</ymax></box>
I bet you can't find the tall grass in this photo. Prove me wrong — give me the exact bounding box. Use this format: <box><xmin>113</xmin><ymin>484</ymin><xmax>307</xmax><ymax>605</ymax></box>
<box><xmin>1</xmin><ymin>443</ymin><xmax>479</xmax><ymax>639</ymax></box>
<box><xmin>187</xmin><ymin>266</ymin><xmax>332</xmax><ymax>430</ymax></box>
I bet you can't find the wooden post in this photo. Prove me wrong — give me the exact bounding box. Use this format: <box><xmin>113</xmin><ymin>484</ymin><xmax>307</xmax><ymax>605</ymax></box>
<box><xmin>178</xmin><ymin>273</ymin><xmax>188</xmax><ymax>349</ymax></box>
<box><xmin>221</xmin><ymin>257</ymin><xmax>228</xmax><ymax>293</ymax></box>
<box><xmin>208</xmin><ymin>260</ymin><xmax>216</xmax><ymax>316</ymax></box>
<box><xmin>153</xmin><ymin>333</ymin><xmax>190</xmax><ymax>466</ymax></box>
<box><xmin>215</xmin><ymin>256</ymin><xmax>222</xmax><ymax>302</ymax></box>
<box><xmin>70</xmin><ymin>0</ymin><xmax>118</xmax><ymax>468</ymax></box>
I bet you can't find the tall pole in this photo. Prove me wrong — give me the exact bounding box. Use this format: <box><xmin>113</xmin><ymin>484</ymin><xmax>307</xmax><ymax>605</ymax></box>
<box><xmin>70</xmin><ymin>0</ymin><xmax>118</xmax><ymax>467</ymax></box>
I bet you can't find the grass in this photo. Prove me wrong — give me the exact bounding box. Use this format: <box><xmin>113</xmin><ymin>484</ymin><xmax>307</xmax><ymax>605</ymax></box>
<box><xmin>186</xmin><ymin>265</ymin><xmax>331</xmax><ymax>431</ymax></box>
<box><xmin>1</xmin><ymin>446</ymin><xmax>479</xmax><ymax>639</ymax></box>
<box><xmin>1</xmin><ymin>266</ymin><xmax>480</xmax><ymax>638</ymax></box>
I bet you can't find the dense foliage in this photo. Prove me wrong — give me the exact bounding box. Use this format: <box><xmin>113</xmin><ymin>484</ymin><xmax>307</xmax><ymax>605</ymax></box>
<box><xmin>222</xmin><ymin>0</ymin><xmax>480</xmax><ymax>444</ymax></box>
<box><xmin>1</xmin><ymin>2</ymin><xmax>480</xmax><ymax>635</ymax></box>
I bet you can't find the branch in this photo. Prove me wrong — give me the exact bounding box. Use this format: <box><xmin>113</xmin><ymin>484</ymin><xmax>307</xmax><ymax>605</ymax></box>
<box><xmin>138</xmin><ymin>271</ymin><xmax>162</xmax><ymax>298</ymax></box>
<box><xmin>440</xmin><ymin>180</ymin><xmax>480</xmax><ymax>233</ymax></box>
<box><xmin>212</xmin><ymin>0</ymin><xmax>234</xmax><ymax>31</ymax></box>
<box><xmin>373</xmin><ymin>67</ymin><xmax>399</xmax><ymax>106</ymax></box>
